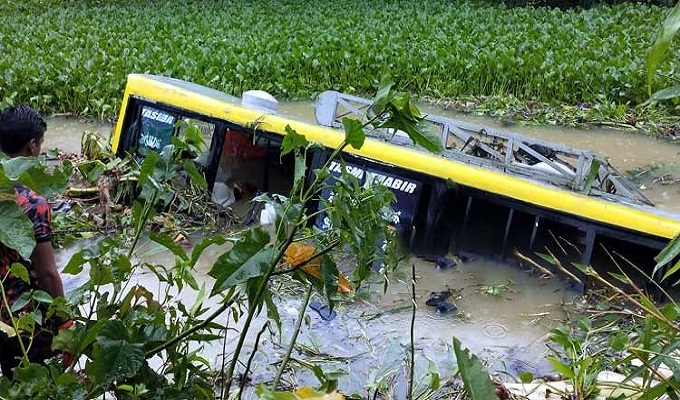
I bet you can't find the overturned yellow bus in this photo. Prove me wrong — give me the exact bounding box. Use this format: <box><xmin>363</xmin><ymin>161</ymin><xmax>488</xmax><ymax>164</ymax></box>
<box><xmin>111</xmin><ymin>74</ymin><xmax>680</xmax><ymax>288</ymax></box>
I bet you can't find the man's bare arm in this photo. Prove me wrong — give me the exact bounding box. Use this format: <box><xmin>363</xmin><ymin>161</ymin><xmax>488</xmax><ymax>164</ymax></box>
<box><xmin>30</xmin><ymin>241</ymin><xmax>64</xmax><ymax>298</ymax></box>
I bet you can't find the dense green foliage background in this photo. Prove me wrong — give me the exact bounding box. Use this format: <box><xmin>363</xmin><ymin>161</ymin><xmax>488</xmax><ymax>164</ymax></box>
<box><xmin>0</xmin><ymin>0</ymin><xmax>676</xmax><ymax>117</ymax></box>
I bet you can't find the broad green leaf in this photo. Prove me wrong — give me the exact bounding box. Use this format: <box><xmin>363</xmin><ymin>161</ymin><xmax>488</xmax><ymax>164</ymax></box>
<box><xmin>0</xmin><ymin>157</ymin><xmax>41</xmax><ymax>181</ymax></box>
<box><xmin>547</xmin><ymin>357</ymin><xmax>576</xmax><ymax>379</ymax></box>
<box><xmin>0</xmin><ymin>201</ymin><xmax>36</xmax><ymax>260</ymax></box>
<box><xmin>77</xmin><ymin>160</ymin><xmax>107</xmax><ymax>184</ymax></box>
<box><xmin>208</xmin><ymin>227</ymin><xmax>275</xmax><ymax>295</ymax></box>
<box><xmin>372</xmin><ymin>78</ymin><xmax>394</xmax><ymax>110</ymax></box>
<box><xmin>150</xmin><ymin>231</ymin><xmax>189</xmax><ymax>261</ymax></box>
<box><xmin>452</xmin><ymin>337</ymin><xmax>496</xmax><ymax>400</ymax></box>
<box><xmin>648</xmin><ymin>85</ymin><xmax>680</xmax><ymax>103</ymax></box>
<box><xmin>30</xmin><ymin>309</ymin><xmax>43</xmax><ymax>325</ymax></box>
<box><xmin>281</xmin><ymin>125</ymin><xmax>309</xmax><ymax>156</ymax></box>
<box><xmin>190</xmin><ymin>234</ymin><xmax>227</xmax><ymax>268</ymax></box>
<box><xmin>647</xmin><ymin>2</ymin><xmax>680</xmax><ymax>95</ymax></box>
<box><xmin>137</xmin><ymin>151</ymin><xmax>160</xmax><ymax>188</ymax></box>
<box><xmin>88</xmin><ymin>338</ymin><xmax>145</xmax><ymax>384</ymax></box>
<box><xmin>1</xmin><ymin>157</ymin><xmax>72</xmax><ymax>197</ymax></box>
<box><xmin>342</xmin><ymin>118</ymin><xmax>365</xmax><ymax>150</ymax></box>
<box><xmin>10</xmin><ymin>291</ymin><xmax>32</xmax><ymax>313</ymax></box>
<box><xmin>51</xmin><ymin>324</ymin><xmax>79</xmax><ymax>353</ymax></box>
<box><xmin>9</xmin><ymin>263</ymin><xmax>29</xmax><ymax>283</ymax></box>
<box><xmin>182</xmin><ymin>159</ymin><xmax>207</xmax><ymax>190</ymax></box>
<box><xmin>32</xmin><ymin>290</ymin><xmax>53</xmax><ymax>304</ymax></box>
<box><xmin>63</xmin><ymin>248</ymin><xmax>93</xmax><ymax>275</ymax></box>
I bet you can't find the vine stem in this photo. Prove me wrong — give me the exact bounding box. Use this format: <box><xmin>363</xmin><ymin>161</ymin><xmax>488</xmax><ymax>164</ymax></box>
<box><xmin>239</xmin><ymin>321</ymin><xmax>270</xmax><ymax>400</ymax></box>
<box><xmin>408</xmin><ymin>263</ymin><xmax>416</xmax><ymax>400</ymax></box>
<box><xmin>223</xmin><ymin>139</ymin><xmax>350</xmax><ymax>396</ymax></box>
<box><xmin>219</xmin><ymin>313</ymin><xmax>231</xmax><ymax>400</ymax></box>
<box><xmin>273</xmin><ymin>284</ymin><xmax>313</xmax><ymax>388</ymax></box>
<box><xmin>127</xmin><ymin>190</ymin><xmax>157</xmax><ymax>260</ymax></box>
<box><xmin>223</xmin><ymin>207</ymin><xmax>306</xmax><ymax>395</ymax></box>
<box><xmin>145</xmin><ymin>297</ymin><xmax>234</xmax><ymax>358</ymax></box>
<box><xmin>0</xmin><ymin>273</ymin><xmax>29</xmax><ymax>367</ymax></box>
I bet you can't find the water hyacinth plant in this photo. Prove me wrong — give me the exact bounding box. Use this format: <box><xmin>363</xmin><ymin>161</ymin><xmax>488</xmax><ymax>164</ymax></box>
<box><xmin>0</xmin><ymin>0</ymin><xmax>677</xmax><ymax>119</ymax></box>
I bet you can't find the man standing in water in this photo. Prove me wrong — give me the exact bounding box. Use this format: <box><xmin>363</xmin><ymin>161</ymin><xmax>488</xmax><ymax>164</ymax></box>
<box><xmin>0</xmin><ymin>106</ymin><xmax>69</xmax><ymax>379</ymax></box>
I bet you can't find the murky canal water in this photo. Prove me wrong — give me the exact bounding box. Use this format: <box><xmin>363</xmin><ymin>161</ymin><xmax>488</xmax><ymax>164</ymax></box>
<box><xmin>43</xmin><ymin>105</ymin><xmax>680</xmax><ymax>396</ymax></box>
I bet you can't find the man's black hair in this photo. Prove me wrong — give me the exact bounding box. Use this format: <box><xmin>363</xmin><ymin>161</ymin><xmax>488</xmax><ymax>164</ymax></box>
<box><xmin>0</xmin><ymin>105</ymin><xmax>47</xmax><ymax>155</ymax></box>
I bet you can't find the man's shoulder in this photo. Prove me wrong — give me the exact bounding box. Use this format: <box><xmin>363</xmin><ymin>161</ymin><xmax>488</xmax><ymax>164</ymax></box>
<box><xmin>14</xmin><ymin>184</ymin><xmax>48</xmax><ymax>205</ymax></box>
<box><xmin>14</xmin><ymin>184</ymin><xmax>50</xmax><ymax>219</ymax></box>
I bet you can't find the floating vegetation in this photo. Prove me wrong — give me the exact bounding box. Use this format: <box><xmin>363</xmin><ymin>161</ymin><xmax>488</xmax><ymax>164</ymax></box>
<box><xmin>0</xmin><ymin>0</ymin><xmax>677</xmax><ymax>120</ymax></box>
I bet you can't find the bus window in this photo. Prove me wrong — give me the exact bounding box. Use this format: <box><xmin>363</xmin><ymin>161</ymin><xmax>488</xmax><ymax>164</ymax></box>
<box><xmin>177</xmin><ymin>118</ymin><xmax>215</xmax><ymax>167</ymax></box>
<box><xmin>138</xmin><ymin>106</ymin><xmax>176</xmax><ymax>156</ymax></box>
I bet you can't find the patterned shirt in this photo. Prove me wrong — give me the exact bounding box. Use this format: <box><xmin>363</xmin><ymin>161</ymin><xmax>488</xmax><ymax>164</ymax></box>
<box><xmin>0</xmin><ymin>185</ymin><xmax>52</xmax><ymax>324</ymax></box>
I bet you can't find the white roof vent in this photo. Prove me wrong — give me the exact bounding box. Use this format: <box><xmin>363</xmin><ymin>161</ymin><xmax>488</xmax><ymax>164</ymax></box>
<box><xmin>241</xmin><ymin>90</ymin><xmax>279</xmax><ymax>114</ymax></box>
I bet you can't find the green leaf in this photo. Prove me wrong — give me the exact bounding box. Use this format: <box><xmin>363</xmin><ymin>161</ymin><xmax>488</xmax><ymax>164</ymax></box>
<box><xmin>320</xmin><ymin>256</ymin><xmax>339</xmax><ymax>306</ymax></box>
<box><xmin>32</xmin><ymin>290</ymin><xmax>53</xmax><ymax>304</ymax></box>
<box><xmin>262</xmin><ymin>284</ymin><xmax>281</xmax><ymax>332</ymax></box>
<box><xmin>372</xmin><ymin>77</ymin><xmax>394</xmax><ymax>110</ymax></box>
<box><xmin>208</xmin><ymin>227</ymin><xmax>276</xmax><ymax>295</ymax></box>
<box><xmin>547</xmin><ymin>357</ymin><xmax>576</xmax><ymax>379</ymax></box>
<box><xmin>190</xmin><ymin>234</ymin><xmax>227</xmax><ymax>268</ymax></box>
<box><xmin>518</xmin><ymin>371</ymin><xmax>533</xmax><ymax>383</ymax></box>
<box><xmin>342</xmin><ymin>118</ymin><xmax>365</xmax><ymax>150</ymax></box>
<box><xmin>88</xmin><ymin>338</ymin><xmax>145</xmax><ymax>384</ymax></box>
<box><xmin>11</xmin><ymin>291</ymin><xmax>32</xmax><ymax>313</ymax></box>
<box><xmin>452</xmin><ymin>337</ymin><xmax>496</xmax><ymax>400</ymax></box>
<box><xmin>608</xmin><ymin>331</ymin><xmax>629</xmax><ymax>351</ymax></box>
<box><xmin>150</xmin><ymin>231</ymin><xmax>189</xmax><ymax>261</ymax></box>
<box><xmin>255</xmin><ymin>383</ymin><xmax>300</xmax><ymax>400</ymax></box>
<box><xmin>51</xmin><ymin>325</ymin><xmax>79</xmax><ymax>353</ymax></box>
<box><xmin>182</xmin><ymin>159</ymin><xmax>207</xmax><ymax>190</ymax></box>
<box><xmin>0</xmin><ymin>201</ymin><xmax>36</xmax><ymax>260</ymax></box>
<box><xmin>63</xmin><ymin>248</ymin><xmax>93</xmax><ymax>275</ymax></box>
<box><xmin>9</xmin><ymin>263</ymin><xmax>29</xmax><ymax>283</ymax></box>
<box><xmin>647</xmin><ymin>2</ymin><xmax>680</xmax><ymax>95</ymax></box>
<box><xmin>580</xmin><ymin>158</ymin><xmax>601</xmax><ymax>195</ymax></box>
<box><xmin>654</xmin><ymin>231</ymin><xmax>680</xmax><ymax>278</ymax></box>
<box><xmin>647</xmin><ymin>85</ymin><xmax>680</xmax><ymax>104</ymax></box>
<box><xmin>281</xmin><ymin>125</ymin><xmax>309</xmax><ymax>156</ymax></box>
<box><xmin>1</xmin><ymin>157</ymin><xmax>72</xmax><ymax>197</ymax></box>
<box><xmin>292</xmin><ymin>149</ymin><xmax>306</xmax><ymax>196</ymax></box>
<box><xmin>535</xmin><ymin>252</ymin><xmax>557</xmax><ymax>265</ymax></box>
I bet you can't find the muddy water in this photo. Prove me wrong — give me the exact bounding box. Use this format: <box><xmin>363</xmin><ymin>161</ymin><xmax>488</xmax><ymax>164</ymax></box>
<box><xmin>44</xmin><ymin>108</ymin><xmax>679</xmax><ymax>395</ymax></box>
<box><xmin>55</xmin><ymin>237</ymin><xmax>569</xmax><ymax>397</ymax></box>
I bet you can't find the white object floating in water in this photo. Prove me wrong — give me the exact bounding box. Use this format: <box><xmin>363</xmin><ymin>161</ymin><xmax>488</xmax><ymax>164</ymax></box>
<box><xmin>212</xmin><ymin>182</ymin><xmax>235</xmax><ymax>207</ymax></box>
<box><xmin>242</xmin><ymin>90</ymin><xmax>278</xmax><ymax>114</ymax></box>
<box><xmin>259</xmin><ymin>203</ymin><xmax>277</xmax><ymax>225</ymax></box>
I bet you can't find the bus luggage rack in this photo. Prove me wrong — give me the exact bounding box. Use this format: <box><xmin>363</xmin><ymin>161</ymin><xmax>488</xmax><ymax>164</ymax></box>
<box><xmin>315</xmin><ymin>91</ymin><xmax>653</xmax><ymax>207</ymax></box>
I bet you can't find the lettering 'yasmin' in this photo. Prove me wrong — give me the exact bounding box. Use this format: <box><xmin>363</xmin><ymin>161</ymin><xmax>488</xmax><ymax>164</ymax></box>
<box><xmin>329</xmin><ymin>161</ymin><xmax>418</xmax><ymax>194</ymax></box>
<box><xmin>142</xmin><ymin>108</ymin><xmax>174</xmax><ymax>124</ymax></box>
